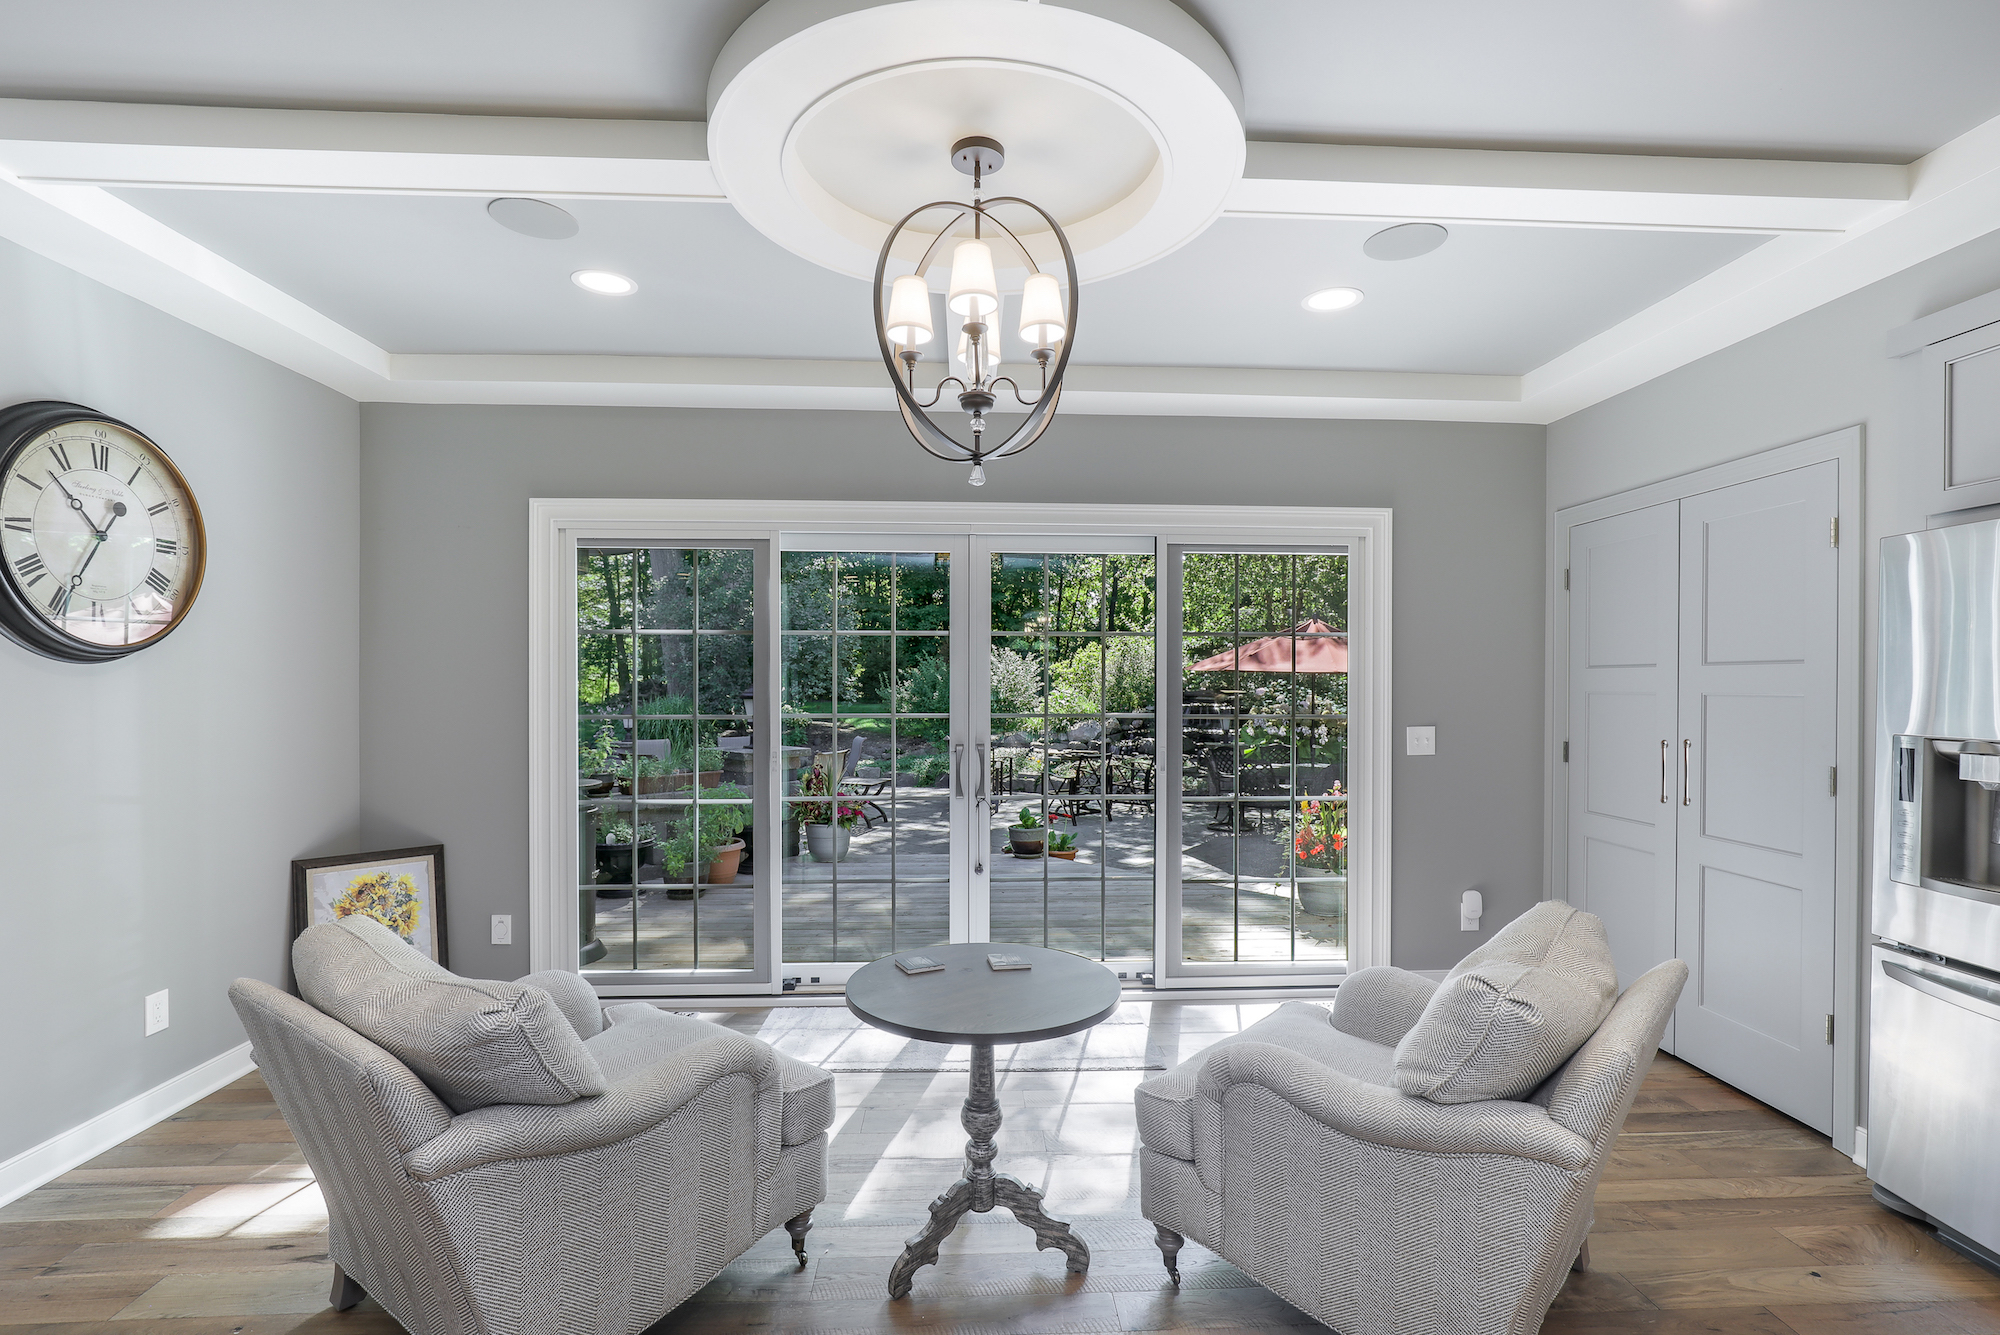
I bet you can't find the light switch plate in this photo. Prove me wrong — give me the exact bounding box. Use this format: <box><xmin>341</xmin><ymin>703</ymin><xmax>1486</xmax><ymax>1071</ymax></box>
<box><xmin>144</xmin><ymin>989</ymin><xmax>169</xmax><ymax>1036</ymax></box>
<box><xmin>491</xmin><ymin>915</ymin><xmax>513</xmax><ymax>946</ymax></box>
<box><xmin>1406</xmin><ymin>726</ymin><xmax>1436</xmax><ymax>756</ymax></box>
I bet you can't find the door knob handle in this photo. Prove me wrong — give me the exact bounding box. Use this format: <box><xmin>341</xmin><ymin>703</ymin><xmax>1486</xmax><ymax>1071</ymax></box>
<box><xmin>953</xmin><ymin>743</ymin><xmax>966</xmax><ymax>799</ymax></box>
<box><xmin>1683</xmin><ymin>739</ymin><xmax>1692</xmax><ymax>806</ymax></box>
<box><xmin>1660</xmin><ymin>739</ymin><xmax>1669</xmax><ymax>803</ymax></box>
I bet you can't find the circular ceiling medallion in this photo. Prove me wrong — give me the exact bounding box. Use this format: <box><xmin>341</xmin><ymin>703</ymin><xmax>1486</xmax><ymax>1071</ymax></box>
<box><xmin>1363</xmin><ymin>222</ymin><xmax>1450</xmax><ymax>261</ymax></box>
<box><xmin>708</xmin><ymin>0</ymin><xmax>1243</xmax><ymax>284</ymax></box>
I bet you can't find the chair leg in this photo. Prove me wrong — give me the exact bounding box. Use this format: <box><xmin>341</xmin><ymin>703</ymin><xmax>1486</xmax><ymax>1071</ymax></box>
<box><xmin>785</xmin><ymin>1209</ymin><xmax>814</xmax><ymax>1267</ymax></box>
<box><xmin>329</xmin><ymin>1264</ymin><xmax>366</xmax><ymax>1311</ymax></box>
<box><xmin>1571</xmin><ymin>1239</ymin><xmax>1591</xmax><ymax>1273</ymax></box>
<box><xmin>1154</xmin><ymin>1224</ymin><xmax>1184</xmax><ymax>1285</ymax></box>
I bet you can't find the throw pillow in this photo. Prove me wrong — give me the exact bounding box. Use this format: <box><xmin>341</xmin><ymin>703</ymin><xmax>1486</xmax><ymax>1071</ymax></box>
<box><xmin>293</xmin><ymin>914</ymin><xmax>606</xmax><ymax>1113</ymax></box>
<box><xmin>1392</xmin><ymin>900</ymin><xmax>1618</xmax><ymax>1104</ymax></box>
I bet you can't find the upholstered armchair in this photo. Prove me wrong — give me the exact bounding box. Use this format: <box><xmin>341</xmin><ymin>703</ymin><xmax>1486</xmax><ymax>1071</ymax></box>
<box><xmin>1137</xmin><ymin>902</ymin><xmax>1687</xmax><ymax>1335</ymax></box>
<box><xmin>230</xmin><ymin>915</ymin><xmax>833</xmax><ymax>1335</ymax></box>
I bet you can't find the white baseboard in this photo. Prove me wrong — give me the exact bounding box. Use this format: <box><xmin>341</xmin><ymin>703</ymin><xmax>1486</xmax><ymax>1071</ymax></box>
<box><xmin>0</xmin><ymin>1041</ymin><xmax>256</xmax><ymax>1208</ymax></box>
<box><xmin>1852</xmin><ymin>1124</ymin><xmax>1868</xmax><ymax>1171</ymax></box>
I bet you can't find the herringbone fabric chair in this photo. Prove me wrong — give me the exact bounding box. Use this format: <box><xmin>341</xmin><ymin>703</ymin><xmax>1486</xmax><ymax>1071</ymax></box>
<box><xmin>1138</xmin><ymin>945</ymin><xmax>1685</xmax><ymax>1335</ymax></box>
<box><xmin>230</xmin><ymin>968</ymin><xmax>830</xmax><ymax>1335</ymax></box>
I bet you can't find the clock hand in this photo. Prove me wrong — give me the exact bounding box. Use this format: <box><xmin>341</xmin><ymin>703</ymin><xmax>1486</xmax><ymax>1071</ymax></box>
<box><xmin>47</xmin><ymin>472</ymin><xmax>106</xmax><ymax>537</ymax></box>
<box><xmin>63</xmin><ymin>501</ymin><xmax>126</xmax><ymax>593</ymax></box>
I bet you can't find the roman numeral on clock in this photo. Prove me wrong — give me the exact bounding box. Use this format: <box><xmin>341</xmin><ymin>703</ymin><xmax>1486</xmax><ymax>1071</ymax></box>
<box><xmin>145</xmin><ymin>568</ymin><xmax>172</xmax><ymax>596</ymax></box>
<box><xmin>155</xmin><ymin>537</ymin><xmax>178</xmax><ymax>556</ymax></box>
<box><xmin>15</xmin><ymin>552</ymin><xmax>44</xmax><ymax>586</ymax></box>
<box><xmin>48</xmin><ymin>442</ymin><xmax>70</xmax><ymax>471</ymax></box>
<box><xmin>147</xmin><ymin>501</ymin><xmax>170</xmax><ymax>516</ymax></box>
<box><xmin>47</xmin><ymin>584</ymin><xmax>70</xmax><ymax>615</ymax></box>
<box><xmin>90</xmin><ymin>442</ymin><xmax>109</xmax><ymax>471</ymax></box>
<box><xmin>2</xmin><ymin>516</ymin><xmax>28</xmax><ymax>533</ymax></box>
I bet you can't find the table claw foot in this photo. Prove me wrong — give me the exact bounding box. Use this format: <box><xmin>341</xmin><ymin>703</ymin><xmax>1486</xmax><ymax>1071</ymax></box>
<box><xmin>991</xmin><ymin>1175</ymin><xmax>1090</xmax><ymax>1274</ymax></box>
<box><xmin>1153</xmin><ymin>1224</ymin><xmax>1184</xmax><ymax>1284</ymax></box>
<box><xmin>888</xmin><ymin>1179</ymin><xmax>973</xmax><ymax>1299</ymax></box>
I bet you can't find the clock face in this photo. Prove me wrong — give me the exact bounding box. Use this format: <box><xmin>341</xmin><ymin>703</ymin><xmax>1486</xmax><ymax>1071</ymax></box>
<box><xmin>0</xmin><ymin>411</ymin><xmax>204</xmax><ymax>659</ymax></box>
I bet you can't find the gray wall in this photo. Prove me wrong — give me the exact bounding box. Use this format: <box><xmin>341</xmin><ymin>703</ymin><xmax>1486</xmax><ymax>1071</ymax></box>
<box><xmin>0</xmin><ymin>240</ymin><xmax>360</xmax><ymax>1166</ymax></box>
<box><xmin>359</xmin><ymin>405</ymin><xmax>1546</xmax><ymax>975</ymax></box>
<box><xmin>1546</xmin><ymin>227</ymin><xmax>2000</xmax><ymax>1132</ymax></box>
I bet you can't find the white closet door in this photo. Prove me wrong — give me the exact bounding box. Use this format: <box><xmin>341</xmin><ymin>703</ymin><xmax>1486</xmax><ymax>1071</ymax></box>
<box><xmin>1567</xmin><ymin>503</ymin><xmax>1682</xmax><ymax>1017</ymax></box>
<box><xmin>1673</xmin><ymin>461</ymin><xmax>1838</xmax><ymax>1131</ymax></box>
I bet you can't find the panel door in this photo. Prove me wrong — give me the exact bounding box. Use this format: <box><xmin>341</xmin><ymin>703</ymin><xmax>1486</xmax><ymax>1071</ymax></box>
<box><xmin>1674</xmin><ymin>461</ymin><xmax>1838</xmax><ymax>1131</ymax></box>
<box><xmin>1567</xmin><ymin>502</ymin><xmax>1681</xmax><ymax>1022</ymax></box>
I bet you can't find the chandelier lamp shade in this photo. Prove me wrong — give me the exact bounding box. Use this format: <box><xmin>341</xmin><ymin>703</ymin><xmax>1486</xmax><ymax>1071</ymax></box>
<box><xmin>873</xmin><ymin>136</ymin><xmax>1079</xmax><ymax>486</ymax></box>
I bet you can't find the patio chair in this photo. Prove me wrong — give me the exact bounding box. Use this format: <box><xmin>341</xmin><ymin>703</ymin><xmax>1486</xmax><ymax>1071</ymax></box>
<box><xmin>835</xmin><ymin>744</ymin><xmax>891</xmax><ymax>828</ymax></box>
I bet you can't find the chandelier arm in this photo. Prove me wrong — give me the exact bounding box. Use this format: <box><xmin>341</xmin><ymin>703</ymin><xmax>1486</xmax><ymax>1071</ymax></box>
<box><xmin>908</xmin><ymin>209</ymin><xmax>972</xmax><ymax>279</ymax></box>
<box><xmin>913</xmin><ymin>376</ymin><xmax>966</xmax><ymax>410</ymax></box>
<box><xmin>986</xmin><ymin>376</ymin><xmax>1043</xmax><ymax>408</ymax></box>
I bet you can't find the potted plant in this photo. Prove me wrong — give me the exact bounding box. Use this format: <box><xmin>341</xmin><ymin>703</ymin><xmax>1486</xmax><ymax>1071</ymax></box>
<box><xmin>658</xmin><ymin>784</ymin><xmax>753</xmax><ymax>897</ymax></box>
<box><xmin>797</xmin><ymin>764</ymin><xmax>860</xmax><ymax>862</ymax></box>
<box><xmin>1290</xmin><ymin>784</ymin><xmax>1348</xmax><ymax>918</ymax></box>
<box><xmin>1008</xmin><ymin>808</ymin><xmax>1048</xmax><ymax>858</ymax></box>
<box><xmin>578</xmin><ymin>725</ymin><xmax>621</xmax><ymax>796</ymax></box>
<box><xmin>1048</xmin><ymin>830</ymin><xmax>1078</xmax><ymax>860</ymax></box>
<box><xmin>661</xmin><ymin>744</ymin><xmax>730</xmax><ymax>793</ymax></box>
<box><xmin>594</xmin><ymin>817</ymin><xmax>657</xmax><ymax>894</ymax></box>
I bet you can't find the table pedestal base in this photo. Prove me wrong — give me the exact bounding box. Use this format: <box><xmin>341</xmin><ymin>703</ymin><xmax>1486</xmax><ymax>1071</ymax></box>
<box><xmin>887</xmin><ymin>1043</ymin><xmax>1090</xmax><ymax>1299</ymax></box>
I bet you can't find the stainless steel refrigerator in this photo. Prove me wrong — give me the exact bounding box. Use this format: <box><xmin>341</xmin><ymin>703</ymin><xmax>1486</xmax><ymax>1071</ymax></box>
<box><xmin>1873</xmin><ymin>517</ymin><xmax>2000</xmax><ymax>1268</ymax></box>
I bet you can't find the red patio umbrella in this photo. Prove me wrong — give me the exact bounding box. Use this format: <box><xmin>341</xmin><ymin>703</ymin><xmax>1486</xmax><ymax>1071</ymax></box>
<box><xmin>1189</xmin><ymin>619</ymin><xmax>1347</xmax><ymax>674</ymax></box>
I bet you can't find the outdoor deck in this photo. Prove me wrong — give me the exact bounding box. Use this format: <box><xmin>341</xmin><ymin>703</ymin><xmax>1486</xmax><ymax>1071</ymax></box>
<box><xmin>585</xmin><ymin>786</ymin><xmax>1346</xmax><ymax>974</ymax></box>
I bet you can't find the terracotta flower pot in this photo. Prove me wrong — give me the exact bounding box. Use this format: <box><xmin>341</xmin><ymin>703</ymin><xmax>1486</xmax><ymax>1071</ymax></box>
<box><xmin>1049</xmin><ymin>848</ymin><xmax>1078</xmax><ymax>860</ymax></box>
<box><xmin>704</xmin><ymin>839</ymin><xmax>746</xmax><ymax>884</ymax></box>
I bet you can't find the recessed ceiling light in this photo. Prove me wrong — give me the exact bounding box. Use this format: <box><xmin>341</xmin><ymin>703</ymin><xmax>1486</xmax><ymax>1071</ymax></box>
<box><xmin>572</xmin><ymin>270</ymin><xmax>637</xmax><ymax>296</ymax></box>
<box><xmin>1302</xmin><ymin>286</ymin><xmax>1364</xmax><ymax>313</ymax></box>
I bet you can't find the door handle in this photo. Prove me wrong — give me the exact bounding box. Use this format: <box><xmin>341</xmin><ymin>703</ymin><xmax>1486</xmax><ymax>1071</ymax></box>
<box><xmin>953</xmin><ymin>743</ymin><xmax>965</xmax><ymax>799</ymax></box>
<box><xmin>1883</xmin><ymin>959</ymin><xmax>2000</xmax><ymax>1025</ymax></box>
<box><xmin>974</xmin><ymin>742</ymin><xmax>989</xmax><ymax>875</ymax></box>
<box><xmin>1682</xmin><ymin>739</ymin><xmax>1692</xmax><ymax>807</ymax></box>
<box><xmin>1660</xmin><ymin>740</ymin><xmax>1669</xmax><ymax>804</ymax></box>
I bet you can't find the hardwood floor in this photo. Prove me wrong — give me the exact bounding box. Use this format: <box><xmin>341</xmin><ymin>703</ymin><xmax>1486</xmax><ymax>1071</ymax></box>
<box><xmin>1</xmin><ymin>1003</ymin><xmax>1994</xmax><ymax>1334</ymax></box>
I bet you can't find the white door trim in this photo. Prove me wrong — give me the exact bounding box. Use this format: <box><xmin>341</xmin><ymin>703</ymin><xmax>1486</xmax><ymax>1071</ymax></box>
<box><xmin>531</xmin><ymin>499</ymin><xmax>1393</xmax><ymax>990</ymax></box>
<box><xmin>1545</xmin><ymin>424</ymin><xmax>1864</xmax><ymax>1153</ymax></box>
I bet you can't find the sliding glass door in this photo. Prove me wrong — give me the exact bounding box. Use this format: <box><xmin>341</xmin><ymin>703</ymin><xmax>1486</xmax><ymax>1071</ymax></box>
<box><xmin>551</xmin><ymin>509</ymin><xmax>1377</xmax><ymax>994</ymax></box>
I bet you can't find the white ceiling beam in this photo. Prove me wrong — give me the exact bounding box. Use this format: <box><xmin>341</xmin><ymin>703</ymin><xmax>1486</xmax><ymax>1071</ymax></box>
<box><xmin>1230</xmin><ymin>141</ymin><xmax>1907</xmax><ymax>234</ymax></box>
<box><xmin>1520</xmin><ymin>110</ymin><xmax>2000</xmax><ymax>420</ymax></box>
<box><xmin>0</xmin><ymin>99</ymin><xmax>723</xmax><ymax>201</ymax></box>
<box><xmin>383</xmin><ymin>354</ymin><xmax>1523</xmax><ymax>420</ymax></box>
<box><xmin>0</xmin><ymin>166</ymin><xmax>388</xmax><ymax>395</ymax></box>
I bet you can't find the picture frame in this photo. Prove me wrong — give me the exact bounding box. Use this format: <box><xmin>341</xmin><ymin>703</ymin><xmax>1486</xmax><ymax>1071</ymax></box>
<box><xmin>290</xmin><ymin>844</ymin><xmax>449</xmax><ymax>967</ymax></box>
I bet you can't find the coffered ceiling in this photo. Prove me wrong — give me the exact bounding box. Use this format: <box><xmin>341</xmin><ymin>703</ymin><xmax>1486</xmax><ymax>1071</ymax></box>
<box><xmin>0</xmin><ymin>0</ymin><xmax>1996</xmax><ymax>424</ymax></box>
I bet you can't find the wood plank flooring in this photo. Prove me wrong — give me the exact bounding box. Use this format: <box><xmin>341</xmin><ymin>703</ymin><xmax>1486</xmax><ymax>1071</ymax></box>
<box><xmin>1</xmin><ymin>1003</ymin><xmax>1995</xmax><ymax>1334</ymax></box>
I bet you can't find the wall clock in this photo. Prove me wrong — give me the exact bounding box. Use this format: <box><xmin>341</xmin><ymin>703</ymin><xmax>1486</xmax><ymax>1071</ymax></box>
<box><xmin>0</xmin><ymin>401</ymin><xmax>206</xmax><ymax>663</ymax></box>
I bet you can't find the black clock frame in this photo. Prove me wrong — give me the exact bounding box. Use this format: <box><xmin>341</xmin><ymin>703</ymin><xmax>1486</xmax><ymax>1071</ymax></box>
<box><xmin>0</xmin><ymin>400</ymin><xmax>208</xmax><ymax>664</ymax></box>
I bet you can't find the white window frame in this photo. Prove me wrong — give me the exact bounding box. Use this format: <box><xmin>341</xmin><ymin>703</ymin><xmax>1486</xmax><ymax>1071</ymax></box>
<box><xmin>529</xmin><ymin>499</ymin><xmax>1392</xmax><ymax>993</ymax></box>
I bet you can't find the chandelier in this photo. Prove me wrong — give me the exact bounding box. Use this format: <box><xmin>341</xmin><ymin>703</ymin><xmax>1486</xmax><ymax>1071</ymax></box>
<box><xmin>873</xmin><ymin>137</ymin><xmax>1078</xmax><ymax>486</ymax></box>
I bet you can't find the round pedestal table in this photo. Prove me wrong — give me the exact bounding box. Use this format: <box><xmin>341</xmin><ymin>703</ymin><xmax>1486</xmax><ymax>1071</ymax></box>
<box><xmin>845</xmin><ymin>942</ymin><xmax>1122</xmax><ymax>1298</ymax></box>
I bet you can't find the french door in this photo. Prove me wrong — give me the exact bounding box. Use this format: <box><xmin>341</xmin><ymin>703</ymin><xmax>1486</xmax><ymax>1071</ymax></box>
<box><xmin>539</xmin><ymin>503</ymin><xmax>1388</xmax><ymax>995</ymax></box>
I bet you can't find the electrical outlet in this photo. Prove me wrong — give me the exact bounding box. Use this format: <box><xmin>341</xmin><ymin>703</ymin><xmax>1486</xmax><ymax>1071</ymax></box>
<box><xmin>491</xmin><ymin>915</ymin><xmax>513</xmax><ymax>946</ymax></box>
<box><xmin>144</xmin><ymin>989</ymin><xmax>170</xmax><ymax>1036</ymax></box>
<box><xmin>1406</xmin><ymin>725</ymin><xmax>1436</xmax><ymax>756</ymax></box>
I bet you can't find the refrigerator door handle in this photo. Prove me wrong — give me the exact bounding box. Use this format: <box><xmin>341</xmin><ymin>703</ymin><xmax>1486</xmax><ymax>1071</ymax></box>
<box><xmin>1883</xmin><ymin>958</ymin><xmax>2000</xmax><ymax>1025</ymax></box>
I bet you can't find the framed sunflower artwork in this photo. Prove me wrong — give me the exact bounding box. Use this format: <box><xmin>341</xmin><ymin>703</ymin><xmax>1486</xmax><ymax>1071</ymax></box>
<box><xmin>290</xmin><ymin>845</ymin><xmax>449</xmax><ymax>967</ymax></box>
